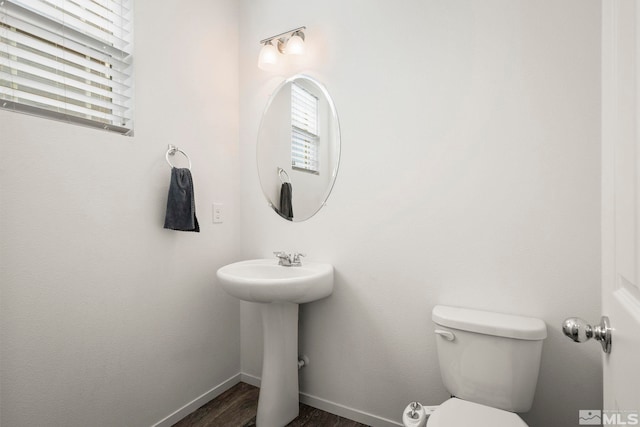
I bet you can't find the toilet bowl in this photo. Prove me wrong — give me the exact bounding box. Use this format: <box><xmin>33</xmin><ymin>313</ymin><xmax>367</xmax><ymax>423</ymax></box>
<box><xmin>404</xmin><ymin>305</ymin><xmax>547</xmax><ymax>427</ymax></box>
<box><xmin>427</xmin><ymin>398</ymin><xmax>528</xmax><ymax>427</ymax></box>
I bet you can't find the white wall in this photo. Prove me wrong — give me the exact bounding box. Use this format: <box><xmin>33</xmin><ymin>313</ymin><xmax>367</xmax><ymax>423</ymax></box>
<box><xmin>238</xmin><ymin>1</ymin><xmax>602</xmax><ymax>426</ymax></box>
<box><xmin>0</xmin><ymin>0</ymin><xmax>241</xmax><ymax>426</ymax></box>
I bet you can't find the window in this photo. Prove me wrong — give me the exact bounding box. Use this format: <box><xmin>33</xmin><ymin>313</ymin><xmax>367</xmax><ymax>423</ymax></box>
<box><xmin>291</xmin><ymin>82</ymin><xmax>319</xmax><ymax>173</ymax></box>
<box><xmin>0</xmin><ymin>0</ymin><xmax>134</xmax><ymax>134</ymax></box>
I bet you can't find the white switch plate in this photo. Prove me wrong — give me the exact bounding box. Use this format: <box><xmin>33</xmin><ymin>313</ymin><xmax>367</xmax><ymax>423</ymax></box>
<box><xmin>213</xmin><ymin>203</ymin><xmax>224</xmax><ymax>223</ymax></box>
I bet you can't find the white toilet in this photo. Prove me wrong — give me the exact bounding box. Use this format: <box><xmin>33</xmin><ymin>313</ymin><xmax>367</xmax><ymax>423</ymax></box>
<box><xmin>426</xmin><ymin>305</ymin><xmax>547</xmax><ymax>427</ymax></box>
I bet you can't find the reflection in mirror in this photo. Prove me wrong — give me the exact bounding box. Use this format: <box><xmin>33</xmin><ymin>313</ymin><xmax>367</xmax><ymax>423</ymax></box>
<box><xmin>257</xmin><ymin>75</ymin><xmax>340</xmax><ymax>222</ymax></box>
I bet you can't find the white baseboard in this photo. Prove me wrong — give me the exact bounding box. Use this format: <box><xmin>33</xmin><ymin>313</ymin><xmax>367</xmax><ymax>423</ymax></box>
<box><xmin>239</xmin><ymin>372</ymin><xmax>402</xmax><ymax>427</ymax></box>
<box><xmin>239</xmin><ymin>372</ymin><xmax>261</xmax><ymax>387</ymax></box>
<box><xmin>151</xmin><ymin>373</ymin><xmax>241</xmax><ymax>427</ymax></box>
<box><xmin>299</xmin><ymin>391</ymin><xmax>402</xmax><ymax>427</ymax></box>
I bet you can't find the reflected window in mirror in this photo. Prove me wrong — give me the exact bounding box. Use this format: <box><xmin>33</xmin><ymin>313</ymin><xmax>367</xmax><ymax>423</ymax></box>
<box><xmin>291</xmin><ymin>83</ymin><xmax>319</xmax><ymax>174</ymax></box>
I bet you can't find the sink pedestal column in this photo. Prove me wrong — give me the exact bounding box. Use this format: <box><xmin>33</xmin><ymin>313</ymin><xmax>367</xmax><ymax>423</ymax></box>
<box><xmin>257</xmin><ymin>301</ymin><xmax>299</xmax><ymax>427</ymax></box>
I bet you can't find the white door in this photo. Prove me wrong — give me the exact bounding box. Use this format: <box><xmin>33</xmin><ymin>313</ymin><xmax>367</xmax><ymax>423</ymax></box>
<box><xmin>602</xmin><ymin>0</ymin><xmax>640</xmax><ymax>421</ymax></box>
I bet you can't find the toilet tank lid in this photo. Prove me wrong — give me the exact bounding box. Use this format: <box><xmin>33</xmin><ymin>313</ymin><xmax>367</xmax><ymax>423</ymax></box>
<box><xmin>432</xmin><ymin>305</ymin><xmax>547</xmax><ymax>340</ymax></box>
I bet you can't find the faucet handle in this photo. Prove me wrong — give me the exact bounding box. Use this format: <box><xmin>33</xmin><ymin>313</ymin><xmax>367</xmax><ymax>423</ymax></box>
<box><xmin>293</xmin><ymin>253</ymin><xmax>306</xmax><ymax>263</ymax></box>
<box><xmin>273</xmin><ymin>251</ymin><xmax>292</xmax><ymax>266</ymax></box>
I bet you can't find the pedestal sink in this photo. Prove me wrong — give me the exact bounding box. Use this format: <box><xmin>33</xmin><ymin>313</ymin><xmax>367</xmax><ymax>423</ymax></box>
<box><xmin>216</xmin><ymin>259</ymin><xmax>334</xmax><ymax>427</ymax></box>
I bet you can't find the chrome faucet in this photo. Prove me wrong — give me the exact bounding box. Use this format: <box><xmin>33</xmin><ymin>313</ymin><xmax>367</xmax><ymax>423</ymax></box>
<box><xmin>273</xmin><ymin>252</ymin><xmax>306</xmax><ymax>267</ymax></box>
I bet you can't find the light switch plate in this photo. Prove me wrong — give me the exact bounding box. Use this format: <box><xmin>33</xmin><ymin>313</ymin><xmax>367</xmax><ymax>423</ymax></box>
<box><xmin>213</xmin><ymin>203</ymin><xmax>224</xmax><ymax>223</ymax></box>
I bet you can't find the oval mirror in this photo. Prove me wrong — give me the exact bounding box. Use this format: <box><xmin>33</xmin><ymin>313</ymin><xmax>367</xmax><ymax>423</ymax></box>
<box><xmin>257</xmin><ymin>75</ymin><xmax>341</xmax><ymax>222</ymax></box>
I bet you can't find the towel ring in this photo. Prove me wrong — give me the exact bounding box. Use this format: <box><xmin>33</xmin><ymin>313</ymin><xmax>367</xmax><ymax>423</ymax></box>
<box><xmin>166</xmin><ymin>144</ymin><xmax>192</xmax><ymax>170</ymax></box>
<box><xmin>278</xmin><ymin>167</ymin><xmax>290</xmax><ymax>184</ymax></box>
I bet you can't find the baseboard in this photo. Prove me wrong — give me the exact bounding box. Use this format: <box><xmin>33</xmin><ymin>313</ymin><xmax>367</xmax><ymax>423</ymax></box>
<box><xmin>299</xmin><ymin>392</ymin><xmax>402</xmax><ymax>427</ymax></box>
<box><xmin>151</xmin><ymin>373</ymin><xmax>241</xmax><ymax>427</ymax></box>
<box><xmin>239</xmin><ymin>372</ymin><xmax>402</xmax><ymax>427</ymax></box>
<box><xmin>239</xmin><ymin>372</ymin><xmax>261</xmax><ymax>387</ymax></box>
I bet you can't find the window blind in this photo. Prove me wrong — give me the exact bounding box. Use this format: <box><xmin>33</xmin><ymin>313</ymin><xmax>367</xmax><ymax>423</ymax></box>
<box><xmin>291</xmin><ymin>83</ymin><xmax>318</xmax><ymax>173</ymax></box>
<box><xmin>0</xmin><ymin>0</ymin><xmax>134</xmax><ymax>134</ymax></box>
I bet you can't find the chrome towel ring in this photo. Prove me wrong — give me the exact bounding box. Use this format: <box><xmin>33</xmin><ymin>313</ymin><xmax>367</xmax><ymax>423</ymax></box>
<box><xmin>166</xmin><ymin>144</ymin><xmax>192</xmax><ymax>170</ymax></box>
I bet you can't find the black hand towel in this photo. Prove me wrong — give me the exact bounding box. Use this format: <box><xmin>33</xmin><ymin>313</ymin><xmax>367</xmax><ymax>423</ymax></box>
<box><xmin>279</xmin><ymin>182</ymin><xmax>293</xmax><ymax>221</ymax></box>
<box><xmin>164</xmin><ymin>168</ymin><xmax>200</xmax><ymax>232</ymax></box>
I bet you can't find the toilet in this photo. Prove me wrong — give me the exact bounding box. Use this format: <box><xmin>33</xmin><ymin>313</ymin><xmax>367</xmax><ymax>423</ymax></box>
<box><xmin>426</xmin><ymin>305</ymin><xmax>547</xmax><ymax>427</ymax></box>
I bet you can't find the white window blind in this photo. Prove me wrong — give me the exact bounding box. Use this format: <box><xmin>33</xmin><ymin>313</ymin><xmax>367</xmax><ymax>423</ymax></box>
<box><xmin>0</xmin><ymin>0</ymin><xmax>134</xmax><ymax>134</ymax></box>
<box><xmin>291</xmin><ymin>82</ymin><xmax>319</xmax><ymax>173</ymax></box>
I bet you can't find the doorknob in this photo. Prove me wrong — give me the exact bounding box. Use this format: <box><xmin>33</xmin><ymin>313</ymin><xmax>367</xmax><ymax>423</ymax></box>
<box><xmin>562</xmin><ymin>316</ymin><xmax>612</xmax><ymax>354</ymax></box>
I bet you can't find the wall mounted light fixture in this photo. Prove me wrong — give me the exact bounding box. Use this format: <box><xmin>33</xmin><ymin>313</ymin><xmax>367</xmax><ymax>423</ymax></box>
<box><xmin>258</xmin><ymin>26</ymin><xmax>306</xmax><ymax>70</ymax></box>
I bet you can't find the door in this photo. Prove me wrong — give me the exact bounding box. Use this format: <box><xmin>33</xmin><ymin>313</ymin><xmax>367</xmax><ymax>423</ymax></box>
<box><xmin>602</xmin><ymin>0</ymin><xmax>640</xmax><ymax>420</ymax></box>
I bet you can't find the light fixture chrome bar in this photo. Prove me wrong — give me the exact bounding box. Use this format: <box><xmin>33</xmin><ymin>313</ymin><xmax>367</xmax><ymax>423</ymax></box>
<box><xmin>259</xmin><ymin>26</ymin><xmax>306</xmax><ymax>45</ymax></box>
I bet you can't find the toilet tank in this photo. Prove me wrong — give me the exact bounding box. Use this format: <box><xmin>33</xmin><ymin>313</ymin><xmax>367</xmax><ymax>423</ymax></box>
<box><xmin>432</xmin><ymin>305</ymin><xmax>547</xmax><ymax>413</ymax></box>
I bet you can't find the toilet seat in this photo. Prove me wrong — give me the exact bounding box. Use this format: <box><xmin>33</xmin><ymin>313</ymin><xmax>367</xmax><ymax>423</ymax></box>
<box><xmin>427</xmin><ymin>398</ymin><xmax>528</xmax><ymax>427</ymax></box>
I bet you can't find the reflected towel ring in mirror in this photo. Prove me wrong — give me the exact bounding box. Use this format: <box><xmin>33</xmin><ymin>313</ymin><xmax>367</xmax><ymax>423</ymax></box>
<box><xmin>166</xmin><ymin>144</ymin><xmax>192</xmax><ymax>170</ymax></box>
<box><xmin>278</xmin><ymin>167</ymin><xmax>291</xmax><ymax>184</ymax></box>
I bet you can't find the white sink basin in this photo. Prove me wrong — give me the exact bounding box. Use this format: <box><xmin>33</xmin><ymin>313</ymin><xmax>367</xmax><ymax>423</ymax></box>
<box><xmin>216</xmin><ymin>259</ymin><xmax>333</xmax><ymax>304</ymax></box>
<box><xmin>216</xmin><ymin>258</ymin><xmax>334</xmax><ymax>427</ymax></box>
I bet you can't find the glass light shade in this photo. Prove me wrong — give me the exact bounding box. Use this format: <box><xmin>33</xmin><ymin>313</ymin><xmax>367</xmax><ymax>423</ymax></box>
<box><xmin>286</xmin><ymin>34</ymin><xmax>305</xmax><ymax>55</ymax></box>
<box><xmin>258</xmin><ymin>42</ymin><xmax>279</xmax><ymax>70</ymax></box>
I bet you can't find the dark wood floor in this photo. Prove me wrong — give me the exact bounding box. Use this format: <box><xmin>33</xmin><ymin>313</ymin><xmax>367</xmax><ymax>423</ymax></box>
<box><xmin>172</xmin><ymin>382</ymin><xmax>369</xmax><ymax>427</ymax></box>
